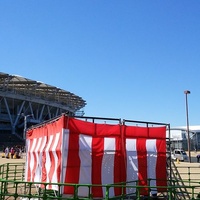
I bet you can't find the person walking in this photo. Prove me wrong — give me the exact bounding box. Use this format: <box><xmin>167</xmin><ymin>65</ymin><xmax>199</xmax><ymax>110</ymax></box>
<box><xmin>196</xmin><ymin>154</ymin><xmax>200</xmax><ymax>162</ymax></box>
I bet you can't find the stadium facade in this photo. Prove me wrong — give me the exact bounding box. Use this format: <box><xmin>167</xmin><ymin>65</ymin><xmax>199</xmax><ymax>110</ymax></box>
<box><xmin>0</xmin><ymin>72</ymin><xmax>86</xmax><ymax>144</ymax></box>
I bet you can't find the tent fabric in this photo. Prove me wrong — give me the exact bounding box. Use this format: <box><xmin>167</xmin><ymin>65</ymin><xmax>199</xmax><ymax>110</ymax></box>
<box><xmin>25</xmin><ymin>115</ymin><xmax>167</xmax><ymax>198</ymax></box>
<box><xmin>25</xmin><ymin>118</ymin><xmax>63</xmax><ymax>190</ymax></box>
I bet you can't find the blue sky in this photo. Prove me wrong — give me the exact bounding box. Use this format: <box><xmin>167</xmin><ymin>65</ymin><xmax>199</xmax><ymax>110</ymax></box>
<box><xmin>0</xmin><ymin>1</ymin><xmax>200</xmax><ymax>127</ymax></box>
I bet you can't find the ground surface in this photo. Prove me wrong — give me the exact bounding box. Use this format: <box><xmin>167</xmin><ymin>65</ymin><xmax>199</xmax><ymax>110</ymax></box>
<box><xmin>0</xmin><ymin>151</ymin><xmax>200</xmax><ymax>199</ymax></box>
<box><xmin>0</xmin><ymin>151</ymin><xmax>200</xmax><ymax>165</ymax></box>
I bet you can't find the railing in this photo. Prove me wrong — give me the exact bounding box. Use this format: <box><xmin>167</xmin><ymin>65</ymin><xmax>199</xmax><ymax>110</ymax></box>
<box><xmin>0</xmin><ymin>162</ymin><xmax>200</xmax><ymax>199</ymax></box>
<box><xmin>175</xmin><ymin>166</ymin><xmax>200</xmax><ymax>183</ymax></box>
<box><xmin>0</xmin><ymin>162</ymin><xmax>25</xmax><ymax>181</ymax></box>
<box><xmin>1</xmin><ymin>179</ymin><xmax>200</xmax><ymax>200</ymax></box>
<box><xmin>173</xmin><ymin>165</ymin><xmax>200</xmax><ymax>199</ymax></box>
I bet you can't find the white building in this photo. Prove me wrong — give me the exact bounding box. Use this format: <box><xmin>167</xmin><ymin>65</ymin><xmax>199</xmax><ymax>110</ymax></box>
<box><xmin>167</xmin><ymin>126</ymin><xmax>200</xmax><ymax>151</ymax></box>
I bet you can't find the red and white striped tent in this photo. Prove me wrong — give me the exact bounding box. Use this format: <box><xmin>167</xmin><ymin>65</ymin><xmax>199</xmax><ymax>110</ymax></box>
<box><xmin>25</xmin><ymin>115</ymin><xmax>167</xmax><ymax>198</ymax></box>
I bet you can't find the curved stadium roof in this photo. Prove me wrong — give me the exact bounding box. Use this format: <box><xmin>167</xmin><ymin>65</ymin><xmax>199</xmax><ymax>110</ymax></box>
<box><xmin>0</xmin><ymin>72</ymin><xmax>86</xmax><ymax>112</ymax></box>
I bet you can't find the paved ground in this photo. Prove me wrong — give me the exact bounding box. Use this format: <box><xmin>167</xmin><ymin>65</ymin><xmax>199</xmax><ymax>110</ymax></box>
<box><xmin>0</xmin><ymin>151</ymin><xmax>199</xmax><ymax>198</ymax></box>
<box><xmin>0</xmin><ymin>151</ymin><xmax>200</xmax><ymax>180</ymax></box>
<box><xmin>0</xmin><ymin>152</ymin><xmax>25</xmax><ymax>165</ymax></box>
<box><xmin>0</xmin><ymin>151</ymin><xmax>200</xmax><ymax>166</ymax></box>
<box><xmin>175</xmin><ymin>151</ymin><xmax>200</xmax><ymax>167</ymax></box>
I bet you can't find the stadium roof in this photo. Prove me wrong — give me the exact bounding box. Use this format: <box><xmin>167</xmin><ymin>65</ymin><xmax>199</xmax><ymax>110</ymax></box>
<box><xmin>0</xmin><ymin>72</ymin><xmax>86</xmax><ymax>112</ymax></box>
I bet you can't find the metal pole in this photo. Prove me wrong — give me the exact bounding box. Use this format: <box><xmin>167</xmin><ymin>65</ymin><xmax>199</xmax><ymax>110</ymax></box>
<box><xmin>23</xmin><ymin>114</ymin><xmax>32</xmax><ymax>140</ymax></box>
<box><xmin>23</xmin><ymin>116</ymin><xmax>27</xmax><ymax>140</ymax></box>
<box><xmin>184</xmin><ymin>90</ymin><xmax>191</xmax><ymax>163</ymax></box>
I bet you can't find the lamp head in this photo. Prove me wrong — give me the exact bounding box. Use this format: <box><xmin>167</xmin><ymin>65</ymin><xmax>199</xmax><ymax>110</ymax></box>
<box><xmin>184</xmin><ymin>90</ymin><xmax>191</xmax><ymax>94</ymax></box>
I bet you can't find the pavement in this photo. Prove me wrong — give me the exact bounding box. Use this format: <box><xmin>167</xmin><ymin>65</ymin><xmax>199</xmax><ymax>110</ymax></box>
<box><xmin>175</xmin><ymin>151</ymin><xmax>200</xmax><ymax>167</ymax></box>
<box><xmin>0</xmin><ymin>152</ymin><xmax>25</xmax><ymax>165</ymax></box>
<box><xmin>0</xmin><ymin>151</ymin><xmax>200</xmax><ymax>166</ymax></box>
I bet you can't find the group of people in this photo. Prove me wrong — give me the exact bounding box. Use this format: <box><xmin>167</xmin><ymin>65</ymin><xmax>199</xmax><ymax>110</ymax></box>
<box><xmin>3</xmin><ymin>146</ymin><xmax>23</xmax><ymax>159</ymax></box>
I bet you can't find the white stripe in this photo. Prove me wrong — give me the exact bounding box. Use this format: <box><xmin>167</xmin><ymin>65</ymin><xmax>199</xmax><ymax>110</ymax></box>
<box><xmin>33</xmin><ymin>137</ymin><xmax>42</xmax><ymax>182</ymax></box>
<box><xmin>61</xmin><ymin>129</ymin><xmax>69</xmax><ymax>185</ymax></box>
<box><xmin>30</xmin><ymin>138</ymin><xmax>37</xmax><ymax>181</ymax></box>
<box><xmin>60</xmin><ymin>129</ymin><xmax>69</xmax><ymax>194</ymax></box>
<box><xmin>102</xmin><ymin>138</ymin><xmax>115</xmax><ymax>198</ymax></box>
<box><xmin>126</xmin><ymin>139</ymin><xmax>138</xmax><ymax>195</ymax></box>
<box><xmin>45</xmin><ymin>135</ymin><xmax>54</xmax><ymax>183</ymax></box>
<box><xmin>51</xmin><ymin>132</ymin><xmax>61</xmax><ymax>190</ymax></box>
<box><xmin>25</xmin><ymin>139</ymin><xmax>30</xmax><ymax>181</ymax></box>
<box><xmin>78</xmin><ymin>134</ymin><xmax>92</xmax><ymax>197</ymax></box>
<box><xmin>37</xmin><ymin>136</ymin><xmax>47</xmax><ymax>187</ymax></box>
<box><xmin>146</xmin><ymin>139</ymin><xmax>157</xmax><ymax>194</ymax></box>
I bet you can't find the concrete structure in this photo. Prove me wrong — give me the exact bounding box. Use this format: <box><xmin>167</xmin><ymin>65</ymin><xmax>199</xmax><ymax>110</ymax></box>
<box><xmin>0</xmin><ymin>72</ymin><xmax>86</xmax><ymax>142</ymax></box>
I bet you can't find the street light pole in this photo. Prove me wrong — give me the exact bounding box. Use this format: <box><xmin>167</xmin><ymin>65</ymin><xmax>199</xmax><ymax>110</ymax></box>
<box><xmin>23</xmin><ymin>114</ymin><xmax>33</xmax><ymax>140</ymax></box>
<box><xmin>184</xmin><ymin>90</ymin><xmax>191</xmax><ymax>163</ymax></box>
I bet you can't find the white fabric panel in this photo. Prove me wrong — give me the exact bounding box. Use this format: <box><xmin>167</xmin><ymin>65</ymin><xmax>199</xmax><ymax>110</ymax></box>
<box><xmin>45</xmin><ymin>135</ymin><xmax>54</xmax><ymax>183</ymax></box>
<box><xmin>126</xmin><ymin>139</ymin><xmax>138</xmax><ymax>195</ymax></box>
<box><xmin>30</xmin><ymin>138</ymin><xmax>37</xmax><ymax>181</ymax></box>
<box><xmin>61</xmin><ymin>129</ymin><xmax>69</xmax><ymax>194</ymax></box>
<box><xmin>51</xmin><ymin>132</ymin><xmax>61</xmax><ymax>190</ymax></box>
<box><xmin>78</xmin><ymin>134</ymin><xmax>92</xmax><ymax>196</ymax></box>
<box><xmin>33</xmin><ymin>137</ymin><xmax>42</xmax><ymax>182</ymax></box>
<box><xmin>102</xmin><ymin>138</ymin><xmax>115</xmax><ymax>197</ymax></box>
<box><xmin>36</xmin><ymin>136</ymin><xmax>47</xmax><ymax>187</ymax></box>
<box><xmin>146</xmin><ymin>139</ymin><xmax>157</xmax><ymax>195</ymax></box>
<box><xmin>25</xmin><ymin>139</ymin><xmax>30</xmax><ymax>181</ymax></box>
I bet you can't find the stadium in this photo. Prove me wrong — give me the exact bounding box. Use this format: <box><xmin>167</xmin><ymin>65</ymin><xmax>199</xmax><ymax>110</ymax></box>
<box><xmin>0</xmin><ymin>72</ymin><xmax>86</xmax><ymax>147</ymax></box>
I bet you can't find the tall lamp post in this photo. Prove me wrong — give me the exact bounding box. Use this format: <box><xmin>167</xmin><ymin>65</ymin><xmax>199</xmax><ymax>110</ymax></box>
<box><xmin>184</xmin><ymin>90</ymin><xmax>191</xmax><ymax>163</ymax></box>
<box><xmin>23</xmin><ymin>114</ymin><xmax>33</xmax><ymax>140</ymax></box>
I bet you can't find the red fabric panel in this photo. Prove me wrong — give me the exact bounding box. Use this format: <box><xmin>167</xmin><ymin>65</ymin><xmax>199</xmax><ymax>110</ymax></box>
<box><xmin>124</xmin><ymin>125</ymin><xmax>166</xmax><ymax>139</ymax></box>
<box><xmin>148</xmin><ymin>127</ymin><xmax>166</xmax><ymax>139</ymax></box>
<box><xmin>92</xmin><ymin>137</ymin><xmax>104</xmax><ymax>197</ymax></box>
<box><xmin>156</xmin><ymin>139</ymin><xmax>167</xmax><ymax>192</ymax></box>
<box><xmin>27</xmin><ymin>123</ymin><xmax>48</xmax><ymax>139</ymax></box>
<box><xmin>114</xmin><ymin>137</ymin><xmax>124</xmax><ymax>196</ymax></box>
<box><xmin>137</xmin><ymin>139</ymin><xmax>148</xmax><ymax>195</ymax></box>
<box><xmin>67</xmin><ymin>118</ymin><xmax>96</xmax><ymax>135</ymax></box>
<box><xmin>96</xmin><ymin>124</ymin><xmax>121</xmax><ymax>137</ymax></box>
<box><xmin>66</xmin><ymin>118</ymin><xmax>121</xmax><ymax>137</ymax></box>
<box><xmin>124</xmin><ymin>126</ymin><xmax>148</xmax><ymax>138</ymax></box>
<box><xmin>64</xmin><ymin>132</ymin><xmax>80</xmax><ymax>194</ymax></box>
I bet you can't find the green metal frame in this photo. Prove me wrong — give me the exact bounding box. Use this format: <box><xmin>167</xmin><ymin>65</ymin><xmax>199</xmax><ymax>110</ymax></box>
<box><xmin>0</xmin><ymin>163</ymin><xmax>200</xmax><ymax>200</ymax></box>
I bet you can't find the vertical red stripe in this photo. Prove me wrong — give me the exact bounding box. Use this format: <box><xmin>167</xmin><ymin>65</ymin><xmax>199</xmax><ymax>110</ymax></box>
<box><xmin>120</xmin><ymin>125</ymin><xmax>127</xmax><ymax>196</ymax></box>
<box><xmin>156</xmin><ymin>139</ymin><xmax>167</xmax><ymax>192</ymax></box>
<box><xmin>114</xmin><ymin>137</ymin><xmax>123</xmax><ymax>196</ymax></box>
<box><xmin>64</xmin><ymin>132</ymin><xmax>80</xmax><ymax>194</ymax></box>
<box><xmin>137</xmin><ymin>139</ymin><xmax>148</xmax><ymax>195</ymax></box>
<box><xmin>92</xmin><ymin>138</ymin><xmax>104</xmax><ymax>197</ymax></box>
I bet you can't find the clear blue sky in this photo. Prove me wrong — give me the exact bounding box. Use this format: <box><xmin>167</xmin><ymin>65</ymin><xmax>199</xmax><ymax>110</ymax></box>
<box><xmin>0</xmin><ymin>1</ymin><xmax>200</xmax><ymax>127</ymax></box>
